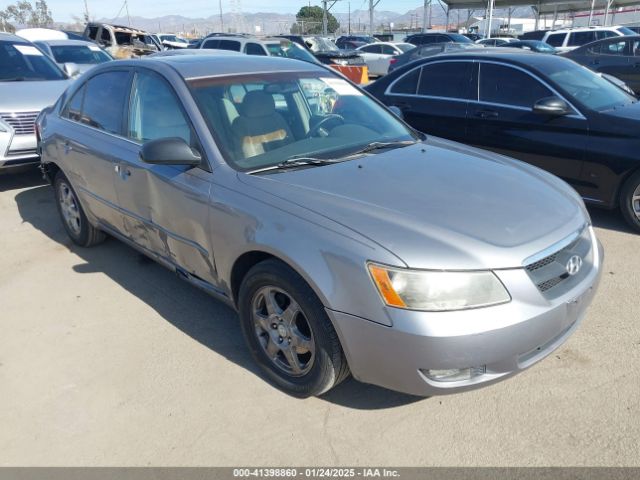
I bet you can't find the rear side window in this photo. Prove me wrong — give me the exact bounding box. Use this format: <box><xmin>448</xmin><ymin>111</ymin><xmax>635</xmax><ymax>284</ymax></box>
<box><xmin>521</xmin><ymin>30</ymin><xmax>546</xmax><ymax>40</ymax></box>
<box><xmin>245</xmin><ymin>43</ymin><xmax>266</xmax><ymax>55</ymax></box>
<box><xmin>218</xmin><ymin>40</ymin><xmax>241</xmax><ymax>52</ymax></box>
<box><xmin>80</xmin><ymin>71</ymin><xmax>130</xmax><ymax>134</ymax></box>
<box><xmin>546</xmin><ymin>33</ymin><xmax>566</xmax><ymax>47</ymax></box>
<box><xmin>202</xmin><ymin>39</ymin><xmax>220</xmax><ymax>49</ymax></box>
<box><xmin>568</xmin><ymin>31</ymin><xmax>596</xmax><ymax>47</ymax></box>
<box><xmin>597</xmin><ymin>30</ymin><xmax>618</xmax><ymax>40</ymax></box>
<box><xmin>602</xmin><ymin>40</ymin><xmax>628</xmax><ymax>55</ymax></box>
<box><xmin>62</xmin><ymin>85</ymin><xmax>86</xmax><ymax>122</ymax></box>
<box><xmin>418</xmin><ymin>61</ymin><xmax>474</xmax><ymax>99</ymax></box>
<box><xmin>381</xmin><ymin>45</ymin><xmax>396</xmax><ymax>54</ymax></box>
<box><xmin>390</xmin><ymin>67</ymin><xmax>420</xmax><ymax>94</ymax></box>
<box><xmin>479</xmin><ymin>63</ymin><xmax>552</xmax><ymax>108</ymax></box>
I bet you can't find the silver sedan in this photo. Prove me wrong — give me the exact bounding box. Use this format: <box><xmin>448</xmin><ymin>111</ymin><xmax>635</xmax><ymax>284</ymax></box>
<box><xmin>37</xmin><ymin>55</ymin><xmax>602</xmax><ymax>397</ymax></box>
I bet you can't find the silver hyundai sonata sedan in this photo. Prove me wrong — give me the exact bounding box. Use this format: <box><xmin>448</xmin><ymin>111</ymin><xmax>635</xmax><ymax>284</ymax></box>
<box><xmin>37</xmin><ymin>55</ymin><xmax>603</xmax><ymax>397</ymax></box>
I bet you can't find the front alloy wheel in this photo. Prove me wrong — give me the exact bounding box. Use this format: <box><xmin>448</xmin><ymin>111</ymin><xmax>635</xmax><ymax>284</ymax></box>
<box><xmin>620</xmin><ymin>170</ymin><xmax>640</xmax><ymax>232</ymax></box>
<box><xmin>238</xmin><ymin>259</ymin><xmax>350</xmax><ymax>397</ymax></box>
<box><xmin>252</xmin><ymin>286</ymin><xmax>315</xmax><ymax>377</ymax></box>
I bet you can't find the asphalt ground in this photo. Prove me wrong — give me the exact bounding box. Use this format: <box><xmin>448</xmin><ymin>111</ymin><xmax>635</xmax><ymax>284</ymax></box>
<box><xmin>1</xmin><ymin>168</ymin><xmax>638</xmax><ymax>466</ymax></box>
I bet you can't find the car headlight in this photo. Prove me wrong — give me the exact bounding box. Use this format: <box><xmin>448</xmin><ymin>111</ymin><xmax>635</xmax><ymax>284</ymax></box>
<box><xmin>368</xmin><ymin>263</ymin><xmax>511</xmax><ymax>311</ymax></box>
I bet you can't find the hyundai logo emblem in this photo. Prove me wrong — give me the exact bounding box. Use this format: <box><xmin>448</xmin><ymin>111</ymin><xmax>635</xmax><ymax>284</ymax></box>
<box><xmin>566</xmin><ymin>255</ymin><xmax>583</xmax><ymax>276</ymax></box>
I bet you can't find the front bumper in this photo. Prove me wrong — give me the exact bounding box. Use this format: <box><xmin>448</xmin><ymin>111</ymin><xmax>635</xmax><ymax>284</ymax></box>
<box><xmin>329</xmin><ymin>236</ymin><xmax>603</xmax><ymax>396</ymax></box>
<box><xmin>1</xmin><ymin>131</ymin><xmax>39</xmax><ymax>171</ymax></box>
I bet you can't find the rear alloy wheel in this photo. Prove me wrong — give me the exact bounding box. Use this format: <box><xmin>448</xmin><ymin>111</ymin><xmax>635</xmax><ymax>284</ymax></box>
<box><xmin>238</xmin><ymin>259</ymin><xmax>350</xmax><ymax>397</ymax></box>
<box><xmin>619</xmin><ymin>170</ymin><xmax>640</xmax><ymax>233</ymax></box>
<box><xmin>54</xmin><ymin>171</ymin><xmax>106</xmax><ymax>247</ymax></box>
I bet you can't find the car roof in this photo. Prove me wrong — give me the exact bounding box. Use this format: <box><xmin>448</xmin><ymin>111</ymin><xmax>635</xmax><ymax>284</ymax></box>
<box><xmin>33</xmin><ymin>39</ymin><xmax>97</xmax><ymax>47</ymax></box>
<box><xmin>545</xmin><ymin>25</ymin><xmax>624</xmax><ymax>33</ymax></box>
<box><xmin>118</xmin><ymin>54</ymin><xmax>325</xmax><ymax>79</ymax></box>
<box><xmin>0</xmin><ymin>32</ymin><xmax>25</xmax><ymax>42</ymax></box>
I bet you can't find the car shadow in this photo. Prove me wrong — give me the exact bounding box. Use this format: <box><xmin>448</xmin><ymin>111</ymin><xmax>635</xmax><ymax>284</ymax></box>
<box><xmin>0</xmin><ymin>167</ymin><xmax>46</xmax><ymax>192</ymax></box>
<box><xmin>588</xmin><ymin>206</ymin><xmax>635</xmax><ymax>234</ymax></box>
<box><xmin>13</xmin><ymin>183</ymin><xmax>423</xmax><ymax>410</ymax></box>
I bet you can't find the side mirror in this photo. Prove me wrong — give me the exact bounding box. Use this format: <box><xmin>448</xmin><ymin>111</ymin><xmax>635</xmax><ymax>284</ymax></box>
<box><xmin>388</xmin><ymin>105</ymin><xmax>404</xmax><ymax>119</ymax></box>
<box><xmin>63</xmin><ymin>62</ymin><xmax>80</xmax><ymax>78</ymax></box>
<box><xmin>139</xmin><ymin>137</ymin><xmax>202</xmax><ymax>166</ymax></box>
<box><xmin>533</xmin><ymin>96</ymin><xmax>573</xmax><ymax>116</ymax></box>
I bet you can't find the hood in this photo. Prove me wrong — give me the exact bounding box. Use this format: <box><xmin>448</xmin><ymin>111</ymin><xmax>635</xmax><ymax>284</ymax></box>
<box><xmin>239</xmin><ymin>137</ymin><xmax>588</xmax><ymax>270</ymax></box>
<box><xmin>0</xmin><ymin>80</ymin><xmax>70</xmax><ymax>112</ymax></box>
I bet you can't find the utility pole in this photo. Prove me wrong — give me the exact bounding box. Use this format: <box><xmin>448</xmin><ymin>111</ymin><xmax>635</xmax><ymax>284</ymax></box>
<box><xmin>83</xmin><ymin>0</ymin><xmax>90</xmax><ymax>22</ymax></box>
<box><xmin>369</xmin><ymin>0</ymin><xmax>381</xmax><ymax>35</ymax></box>
<box><xmin>219</xmin><ymin>0</ymin><xmax>224</xmax><ymax>32</ymax></box>
<box><xmin>322</xmin><ymin>0</ymin><xmax>339</xmax><ymax>36</ymax></box>
<box><xmin>422</xmin><ymin>0</ymin><xmax>429</xmax><ymax>32</ymax></box>
<box><xmin>348</xmin><ymin>1</ymin><xmax>351</xmax><ymax>35</ymax></box>
<box><xmin>486</xmin><ymin>0</ymin><xmax>495</xmax><ymax>37</ymax></box>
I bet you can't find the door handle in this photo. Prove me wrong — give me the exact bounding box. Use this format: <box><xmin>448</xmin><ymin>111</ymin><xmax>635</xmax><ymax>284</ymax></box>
<box><xmin>475</xmin><ymin>110</ymin><xmax>499</xmax><ymax>119</ymax></box>
<box><xmin>63</xmin><ymin>141</ymin><xmax>72</xmax><ymax>154</ymax></box>
<box><xmin>114</xmin><ymin>164</ymin><xmax>131</xmax><ymax>178</ymax></box>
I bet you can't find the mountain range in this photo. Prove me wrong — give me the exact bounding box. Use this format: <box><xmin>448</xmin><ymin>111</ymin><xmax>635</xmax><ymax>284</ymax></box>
<box><xmin>76</xmin><ymin>5</ymin><xmax>533</xmax><ymax>35</ymax></box>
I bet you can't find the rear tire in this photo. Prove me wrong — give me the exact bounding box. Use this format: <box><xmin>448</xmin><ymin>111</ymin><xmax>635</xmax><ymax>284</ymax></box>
<box><xmin>619</xmin><ymin>170</ymin><xmax>640</xmax><ymax>233</ymax></box>
<box><xmin>238</xmin><ymin>259</ymin><xmax>350</xmax><ymax>397</ymax></box>
<box><xmin>54</xmin><ymin>171</ymin><xmax>105</xmax><ymax>247</ymax></box>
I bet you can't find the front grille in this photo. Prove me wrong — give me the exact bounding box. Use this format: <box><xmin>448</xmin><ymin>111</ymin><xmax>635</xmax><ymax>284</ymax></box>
<box><xmin>6</xmin><ymin>148</ymin><xmax>38</xmax><ymax>157</ymax></box>
<box><xmin>0</xmin><ymin>111</ymin><xmax>39</xmax><ymax>135</ymax></box>
<box><xmin>525</xmin><ymin>226</ymin><xmax>593</xmax><ymax>297</ymax></box>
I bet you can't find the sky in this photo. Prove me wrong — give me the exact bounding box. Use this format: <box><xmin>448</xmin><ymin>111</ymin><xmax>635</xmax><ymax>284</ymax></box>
<box><xmin>20</xmin><ymin>0</ymin><xmax>424</xmax><ymax>23</ymax></box>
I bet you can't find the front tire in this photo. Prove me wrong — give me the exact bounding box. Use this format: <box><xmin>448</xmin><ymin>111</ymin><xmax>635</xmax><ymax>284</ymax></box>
<box><xmin>54</xmin><ymin>171</ymin><xmax>105</xmax><ymax>247</ymax></box>
<box><xmin>238</xmin><ymin>259</ymin><xmax>350</xmax><ymax>397</ymax></box>
<box><xmin>619</xmin><ymin>170</ymin><xmax>640</xmax><ymax>233</ymax></box>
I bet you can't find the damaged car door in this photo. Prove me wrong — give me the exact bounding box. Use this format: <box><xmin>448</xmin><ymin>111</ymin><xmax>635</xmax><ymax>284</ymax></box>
<box><xmin>114</xmin><ymin>68</ymin><xmax>216</xmax><ymax>284</ymax></box>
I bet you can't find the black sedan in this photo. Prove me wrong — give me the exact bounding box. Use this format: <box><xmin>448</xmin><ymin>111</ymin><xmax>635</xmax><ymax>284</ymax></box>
<box><xmin>365</xmin><ymin>50</ymin><xmax>640</xmax><ymax>231</ymax></box>
<box><xmin>564</xmin><ymin>35</ymin><xmax>640</xmax><ymax>94</ymax></box>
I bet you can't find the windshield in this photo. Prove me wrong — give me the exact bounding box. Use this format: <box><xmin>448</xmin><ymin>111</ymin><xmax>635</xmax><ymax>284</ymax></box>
<box><xmin>546</xmin><ymin>62</ymin><xmax>636</xmax><ymax>111</ymax></box>
<box><xmin>0</xmin><ymin>40</ymin><xmax>66</xmax><ymax>81</ymax></box>
<box><xmin>397</xmin><ymin>43</ymin><xmax>415</xmax><ymax>52</ymax></box>
<box><xmin>617</xmin><ymin>26</ymin><xmax>636</xmax><ymax>35</ymax></box>
<box><xmin>307</xmin><ymin>37</ymin><xmax>339</xmax><ymax>52</ymax></box>
<box><xmin>189</xmin><ymin>72</ymin><xmax>417</xmax><ymax>172</ymax></box>
<box><xmin>160</xmin><ymin>35</ymin><xmax>186</xmax><ymax>43</ymax></box>
<box><xmin>448</xmin><ymin>34</ymin><xmax>472</xmax><ymax>43</ymax></box>
<box><xmin>265</xmin><ymin>42</ymin><xmax>317</xmax><ymax>64</ymax></box>
<box><xmin>529</xmin><ymin>41</ymin><xmax>556</xmax><ymax>52</ymax></box>
<box><xmin>51</xmin><ymin>45</ymin><xmax>112</xmax><ymax>64</ymax></box>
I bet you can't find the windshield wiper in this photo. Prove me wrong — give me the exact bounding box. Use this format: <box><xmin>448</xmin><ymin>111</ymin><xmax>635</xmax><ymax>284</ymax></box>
<box><xmin>347</xmin><ymin>140</ymin><xmax>418</xmax><ymax>157</ymax></box>
<box><xmin>247</xmin><ymin>157</ymin><xmax>340</xmax><ymax>174</ymax></box>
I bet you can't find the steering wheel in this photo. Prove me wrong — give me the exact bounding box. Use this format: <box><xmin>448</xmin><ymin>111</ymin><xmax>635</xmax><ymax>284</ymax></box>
<box><xmin>307</xmin><ymin>114</ymin><xmax>345</xmax><ymax>138</ymax></box>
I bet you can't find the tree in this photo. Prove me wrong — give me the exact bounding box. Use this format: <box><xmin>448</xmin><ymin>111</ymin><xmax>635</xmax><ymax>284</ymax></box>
<box><xmin>292</xmin><ymin>6</ymin><xmax>339</xmax><ymax>35</ymax></box>
<box><xmin>0</xmin><ymin>0</ymin><xmax>53</xmax><ymax>31</ymax></box>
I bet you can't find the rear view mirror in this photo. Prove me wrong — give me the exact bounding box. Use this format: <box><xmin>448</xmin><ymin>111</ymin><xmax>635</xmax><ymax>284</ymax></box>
<box><xmin>140</xmin><ymin>137</ymin><xmax>202</xmax><ymax>166</ymax></box>
<box><xmin>532</xmin><ymin>96</ymin><xmax>573</xmax><ymax>116</ymax></box>
<box><xmin>63</xmin><ymin>62</ymin><xmax>80</xmax><ymax>78</ymax></box>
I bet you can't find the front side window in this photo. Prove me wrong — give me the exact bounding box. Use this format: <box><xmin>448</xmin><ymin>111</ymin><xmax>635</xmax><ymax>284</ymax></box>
<box><xmin>87</xmin><ymin>26</ymin><xmax>98</xmax><ymax>40</ymax></box>
<box><xmin>202</xmin><ymin>39</ymin><xmax>220</xmax><ymax>49</ymax></box>
<box><xmin>546</xmin><ymin>33</ymin><xmax>566</xmax><ymax>47</ymax></box>
<box><xmin>361</xmin><ymin>44</ymin><xmax>382</xmax><ymax>53</ymax></box>
<box><xmin>602</xmin><ymin>40</ymin><xmax>628</xmax><ymax>55</ymax></box>
<box><xmin>80</xmin><ymin>71</ymin><xmax>130</xmax><ymax>134</ymax></box>
<box><xmin>381</xmin><ymin>45</ymin><xmax>397</xmax><ymax>55</ymax></box>
<box><xmin>245</xmin><ymin>43</ymin><xmax>267</xmax><ymax>55</ymax></box>
<box><xmin>100</xmin><ymin>29</ymin><xmax>112</xmax><ymax>46</ymax></box>
<box><xmin>0</xmin><ymin>41</ymin><xmax>66</xmax><ymax>81</ymax></box>
<box><xmin>479</xmin><ymin>63</ymin><xmax>552</xmax><ymax>108</ymax></box>
<box><xmin>190</xmin><ymin>72</ymin><xmax>418</xmax><ymax>171</ymax></box>
<box><xmin>418</xmin><ymin>61</ymin><xmax>474</xmax><ymax>99</ymax></box>
<box><xmin>127</xmin><ymin>70</ymin><xmax>194</xmax><ymax>145</ymax></box>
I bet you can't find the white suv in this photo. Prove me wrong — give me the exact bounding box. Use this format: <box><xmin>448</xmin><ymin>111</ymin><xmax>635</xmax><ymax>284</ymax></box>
<box><xmin>541</xmin><ymin>26</ymin><xmax>635</xmax><ymax>52</ymax></box>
